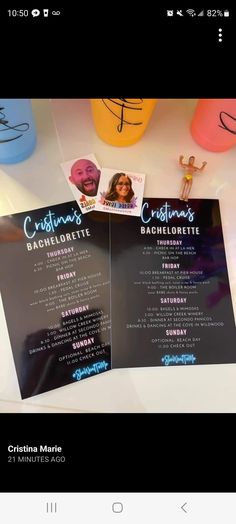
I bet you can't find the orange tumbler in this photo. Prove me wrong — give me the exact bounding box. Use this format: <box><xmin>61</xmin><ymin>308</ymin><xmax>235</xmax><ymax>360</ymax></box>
<box><xmin>90</xmin><ymin>98</ymin><xmax>157</xmax><ymax>146</ymax></box>
<box><xmin>191</xmin><ymin>99</ymin><xmax>236</xmax><ymax>152</ymax></box>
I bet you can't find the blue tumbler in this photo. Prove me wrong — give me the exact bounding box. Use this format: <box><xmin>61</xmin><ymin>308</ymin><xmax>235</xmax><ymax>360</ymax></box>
<box><xmin>0</xmin><ymin>99</ymin><xmax>36</xmax><ymax>163</ymax></box>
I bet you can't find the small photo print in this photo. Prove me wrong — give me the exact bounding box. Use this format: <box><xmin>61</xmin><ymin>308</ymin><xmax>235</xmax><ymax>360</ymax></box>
<box><xmin>95</xmin><ymin>168</ymin><xmax>146</xmax><ymax>217</ymax></box>
<box><xmin>61</xmin><ymin>154</ymin><xmax>101</xmax><ymax>214</ymax></box>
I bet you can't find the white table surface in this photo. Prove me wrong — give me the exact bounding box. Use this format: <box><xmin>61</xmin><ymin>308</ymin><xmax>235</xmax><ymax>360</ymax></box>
<box><xmin>0</xmin><ymin>98</ymin><xmax>236</xmax><ymax>413</ymax></box>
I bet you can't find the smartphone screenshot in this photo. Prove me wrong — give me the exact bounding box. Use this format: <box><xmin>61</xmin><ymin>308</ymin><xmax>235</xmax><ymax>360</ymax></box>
<box><xmin>0</xmin><ymin>0</ymin><xmax>235</xmax><ymax>503</ymax></box>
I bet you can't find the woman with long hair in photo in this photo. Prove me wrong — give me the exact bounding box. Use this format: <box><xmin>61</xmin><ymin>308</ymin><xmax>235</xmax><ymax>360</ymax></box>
<box><xmin>105</xmin><ymin>172</ymin><xmax>134</xmax><ymax>203</ymax></box>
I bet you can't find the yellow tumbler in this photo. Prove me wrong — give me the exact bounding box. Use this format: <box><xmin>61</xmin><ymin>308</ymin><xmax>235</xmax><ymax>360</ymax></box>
<box><xmin>90</xmin><ymin>98</ymin><xmax>157</xmax><ymax>146</ymax></box>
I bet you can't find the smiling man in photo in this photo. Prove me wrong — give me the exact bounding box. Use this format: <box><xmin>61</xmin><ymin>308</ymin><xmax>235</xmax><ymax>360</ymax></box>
<box><xmin>69</xmin><ymin>158</ymin><xmax>101</xmax><ymax>197</ymax></box>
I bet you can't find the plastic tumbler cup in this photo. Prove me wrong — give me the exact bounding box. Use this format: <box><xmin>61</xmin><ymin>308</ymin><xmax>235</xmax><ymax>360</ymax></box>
<box><xmin>90</xmin><ymin>98</ymin><xmax>157</xmax><ymax>146</ymax></box>
<box><xmin>191</xmin><ymin>99</ymin><xmax>236</xmax><ymax>152</ymax></box>
<box><xmin>0</xmin><ymin>99</ymin><xmax>37</xmax><ymax>163</ymax></box>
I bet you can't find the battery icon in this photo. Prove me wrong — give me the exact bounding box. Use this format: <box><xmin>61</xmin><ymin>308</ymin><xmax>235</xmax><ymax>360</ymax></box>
<box><xmin>224</xmin><ymin>10</ymin><xmax>229</xmax><ymax>17</ymax></box>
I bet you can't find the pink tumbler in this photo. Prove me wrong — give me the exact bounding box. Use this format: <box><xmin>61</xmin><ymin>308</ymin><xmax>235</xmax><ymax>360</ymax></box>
<box><xmin>191</xmin><ymin>99</ymin><xmax>236</xmax><ymax>152</ymax></box>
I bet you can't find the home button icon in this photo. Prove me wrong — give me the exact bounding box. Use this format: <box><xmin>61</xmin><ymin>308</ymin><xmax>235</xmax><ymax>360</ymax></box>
<box><xmin>112</xmin><ymin>502</ymin><xmax>123</xmax><ymax>513</ymax></box>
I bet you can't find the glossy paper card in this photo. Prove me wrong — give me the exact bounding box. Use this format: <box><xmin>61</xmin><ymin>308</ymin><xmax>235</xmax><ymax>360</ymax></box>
<box><xmin>0</xmin><ymin>202</ymin><xmax>111</xmax><ymax>398</ymax></box>
<box><xmin>111</xmin><ymin>198</ymin><xmax>236</xmax><ymax>368</ymax></box>
<box><xmin>61</xmin><ymin>154</ymin><xmax>101</xmax><ymax>214</ymax></box>
<box><xmin>95</xmin><ymin>168</ymin><xmax>145</xmax><ymax>216</ymax></box>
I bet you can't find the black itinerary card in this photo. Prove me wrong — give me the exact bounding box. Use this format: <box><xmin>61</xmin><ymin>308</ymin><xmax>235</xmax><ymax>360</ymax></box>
<box><xmin>0</xmin><ymin>201</ymin><xmax>111</xmax><ymax>398</ymax></box>
<box><xmin>111</xmin><ymin>198</ymin><xmax>236</xmax><ymax>368</ymax></box>
<box><xmin>1</xmin><ymin>198</ymin><xmax>235</xmax><ymax>399</ymax></box>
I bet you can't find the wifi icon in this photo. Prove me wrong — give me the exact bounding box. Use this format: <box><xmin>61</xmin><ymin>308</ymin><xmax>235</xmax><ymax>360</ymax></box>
<box><xmin>186</xmin><ymin>9</ymin><xmax>196</xmax><ymax>16</ymax></box>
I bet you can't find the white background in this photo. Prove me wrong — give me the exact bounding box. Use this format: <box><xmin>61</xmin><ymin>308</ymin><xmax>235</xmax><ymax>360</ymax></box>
<box><xmin>0</xmin><ymin>98</ymin><xmax>236</xmax><ymax>412</ymax></box>
<box><xmin>0</xmin><ymin>492</ymin><xmax>235</xmax><ymax>524</ymax></box>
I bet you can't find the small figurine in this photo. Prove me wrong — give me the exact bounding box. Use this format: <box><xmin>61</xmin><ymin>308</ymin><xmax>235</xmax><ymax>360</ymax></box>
<box><xmin>179</xmin><ymin>155</ymin><xmax>207</xmax><ymax>202</ymax></box>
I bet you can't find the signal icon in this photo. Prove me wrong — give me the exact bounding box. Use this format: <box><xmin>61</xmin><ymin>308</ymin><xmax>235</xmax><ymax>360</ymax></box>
<box><xmin>186</xmin><ymin>9</ymin><xmax>196</xmax><ymax>16</ymax></box>
<box><xmin>198</xmin><ymin>10</ymin><xmax>204</xmax><ymax>16</ymax></box>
